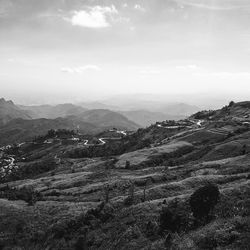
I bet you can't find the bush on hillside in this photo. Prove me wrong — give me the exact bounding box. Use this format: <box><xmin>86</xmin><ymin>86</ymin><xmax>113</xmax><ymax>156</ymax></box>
<box><xmin>159</xmin><ymin>199</ymin><xmax>191</xmax><ymax>234</ymax></box>
<box><xmin>189</xmin><ymin>184</ymin><xmax>220</xmax><ymax>223</ymax></box>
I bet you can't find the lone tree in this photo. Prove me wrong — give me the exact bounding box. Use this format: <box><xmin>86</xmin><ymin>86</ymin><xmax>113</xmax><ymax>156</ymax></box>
<box><xmin>229</xmin><ymin>101</ymin><xmax>235</xmax><ymax>107</ymax></box>
<box><xmin>125</xmin><ymin>160</ymin><xmax>130</xmax><ymax>169</ymax></box>
<box><xmin>189</xmin><ymin>184</ymin><xmax>220</xmax><ymax>222</ymax></box>
<box><xmin>104</xmin><ymin>184</ymin><xmax>110</xmax><ymax>204</ymax></box>
<box><xmin>242</xmin><ymin>144</ymin><xmax>247</xmax><ymax>155</ymax></box>
<box><xmin>124</xmin><ymin>182</ymin><xmax>135</xmax><ymax>206</ymax></box>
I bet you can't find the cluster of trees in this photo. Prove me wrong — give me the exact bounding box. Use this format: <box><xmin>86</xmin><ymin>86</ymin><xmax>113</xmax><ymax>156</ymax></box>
<box><xmin>0</xmin><ymin>185</ymin><xmax>42</xmax><ymax>206</ymax></box>
<box><xmin>47</xmin><ymin>202</ymin><xmax>114</xmax><ymax>249</ymax></box>
<box><xmin>193</xmin><ymin>110</ymin><xmax>216</xmax><ymax>120</ymax></box>
<box><xmin>3</xmin><ymin>144</ymin><xmax>20</xmax><ymax>156</ymax></box>
<box><xmin>1</xmin><ymin>157</ymin><xmax>57</xmax><ymax>183</ymax></box>
<box><xmin>137</xmin><ymin>145</ymin><xmax>194</xmax><ymax>169</ymax></box>
<box><xmin>53</xmin><ymin>183</ymin><xmax>220</xmax><ymax>248</ymax></box>
<box><xmin>167</xmin><ymin>145</ymin><xmax>213</xmax><ymax>166</ymax></box>
<box><xmin>159</xmin><ymin>184</ymin><xmax>220</xmax><ymax>244</ymax></box>
<box><xmin>33</xmin><ymin>129</ymin><xmax>76</xmax><ymax>143</ymax></box>
<box><xmin>67</xmin><ymin>136</ymin><xmax>151</xmax><ymax>158</ymax></box>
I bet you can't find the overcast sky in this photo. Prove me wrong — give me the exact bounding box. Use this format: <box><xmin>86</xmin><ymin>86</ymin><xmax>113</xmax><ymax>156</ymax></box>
<box><xmin>0</xmin><ymin>0</ymin><xmax>250</xmax><ymax>104</ymax></box>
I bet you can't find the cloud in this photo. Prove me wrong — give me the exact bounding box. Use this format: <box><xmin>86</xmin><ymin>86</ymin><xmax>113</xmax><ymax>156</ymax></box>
<box><xmin>195</xmin><ymin>71</ymin><xmax>250</xmax><ymax>79</ymax></box>
<box><xmin>69</xmin><ymin>5</ymin><xmax>118</xmax><ymax>28</ymax></box>
<box><xmin>61</xmin><ymin>65</ymin><xmax>101</xmax><ymax>74</ymax></box>
<box><xmin>175</xmin><ymin>64</ymin><xmax>199</xmax><ymax>71</ymax></box>
<box><xmin>134</xmin><ymin>4</ymin><xmax>146</xmax><ymax>12</ymax></box>
<box><xmin>138</xmin><ymin>67</ymin><xmax>161</xmax><ymax>75</ymax></box>
<box><xmin>175</xmin><ymin>0</ymin><xmax>250</xmax><ymax>11</ymax></box>
<box><xmin>7</xmin><ymin>58</ymin><xmax>32</xmax><ymax>64</ymax></box>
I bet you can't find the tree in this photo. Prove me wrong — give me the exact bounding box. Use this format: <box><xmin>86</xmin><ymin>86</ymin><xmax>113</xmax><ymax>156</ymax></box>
<box><xmin>229</xmin><ymin>101</ymin><xmax>235</xmax><ymax>107</ymax></box>
<box><xmin>47</xmin><ymin>129</ymin><xmax>56</xmax><ymax>138</ymax></box>
<box><xmin>74</xmin><ymin>234</ymin><xmax>87</xmax><ymax>250</ymax></box>
<box><xmin>125</xmin><ymin>160</ymin><xmax>130</xmax><ymax>169</ymax></box>
<box><xmin>242</xmin><ymin>144</ymin><xmax>247</xmax><ymax>155</ymax></box>
<box><xmin>124</xmin><ymin>182</ymin><xmax>135</xmax><ymax>206</ymax></box>
<box><xmin>104</xmin><ymin>184</ymin><xmax>110</xmax><ymax>204</ymax></box>
<box><xmin>159</xmin><ymin>199</ymin><xmax>188</xmax><ymax>234</ymax></box>
<box><xmin>189</xmin><ymin>184</ymin><xmax>220</xmax><ymax>222</ymax></box>
<box><xmin>142</xmin><ymin>178</ymin><xmax>151</xmax><ymax>202</ymax></box>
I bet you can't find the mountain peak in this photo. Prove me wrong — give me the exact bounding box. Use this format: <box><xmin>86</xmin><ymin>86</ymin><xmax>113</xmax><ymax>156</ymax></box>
<box><xmin>0</xmin><ymin>98</ymin><xmax>14</xmax><ymax>106</ymax></box>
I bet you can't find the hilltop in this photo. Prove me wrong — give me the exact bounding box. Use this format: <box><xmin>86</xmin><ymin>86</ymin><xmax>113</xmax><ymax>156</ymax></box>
<box><xmin>0</xmin><ymin>101</ymin><xmax>249</xmax><ymax>249</ymax></box>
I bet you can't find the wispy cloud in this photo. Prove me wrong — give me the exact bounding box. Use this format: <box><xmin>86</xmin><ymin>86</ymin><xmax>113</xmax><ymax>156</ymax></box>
<box><xmin>175</xmin><ymin>64</ymin><xmax>199</xmax><ymax>71</ymax></box>
<box><xmin>7</xmin><ymin>58</ymin><xmax>32</xmax><ymax>64</ymax></box>
<box><xmin>175</xmin><ymin>0</ymin><xmax>250</xmax><ymax>11</ymax></box>
<box><xmin>138</xmin><ymin>67</ymin><xmax>161</xmax><ymax>75</ymax></box>
<box><xmin>61</xmin><ymin>65</ymin><xmax>101</xmax><ymax>74</ymax></box>
<box><xmin>68</xmin><ymin>5</ymin><xmax>118</xmax><ymax>28</ymax></box>
<box><xmin>134</xmin><ymin>4</ymin><xmax>146</xmax><ymax>12</ymax></box>
<box><xmin>195</xmin><ymin>71</ymin><xmax>250</xmax><ymax>79</ymax></box>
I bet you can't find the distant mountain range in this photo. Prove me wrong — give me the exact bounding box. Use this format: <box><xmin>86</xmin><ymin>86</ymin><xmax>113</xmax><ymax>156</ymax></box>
<box><xmin>119</xmin><ymin>110</ymin><xmax>184</xmax><ymax>127</ymax></box>
<box><xmin>0</xmin><ymin>97</ymin><xmax>202</xmax><ymax>145</ymax></box>
<box><xmin>78</xmin><ymin>99</ymin><xmax>200</xmax><ymax>127</ymax></box>
<box><xmin>0</xmin><ymin>98</ymin><xmax>140</xmax><ymax>145</ymax></box>
<box><xmin>100</xmin><ymin>95</ymin><xmax>200</xmax><ymax>115</ymax></box>
<box><xmin>19</xmin><ymin>103</ymin><xmax>139</xmax><ymax>130</ymax></box>
<box><xmin>18</xmin><ymin>99</ymin><xmax>200</xmax><ymax>127</ymax></box>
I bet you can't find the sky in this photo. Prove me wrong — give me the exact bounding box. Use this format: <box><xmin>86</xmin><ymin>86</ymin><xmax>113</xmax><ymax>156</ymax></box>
<box><xmin>0</xmin><ymin>0</ymin><xmax>250</xmax><ymax>105</ymax></box>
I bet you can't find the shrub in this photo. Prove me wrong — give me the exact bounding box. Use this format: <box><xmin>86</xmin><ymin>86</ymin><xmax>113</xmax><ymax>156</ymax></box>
<box><xmin>159</xmin><ymin>200</ymin><xmax>191</xmax><ymax>234</ymax></box>
<box><xmin>189</xmin><ymin>184</ymin><xmax>220</xmax><ymax>222</ymax></box>
<box><xmin>74</xmin><ymin>235</ymin><xmax>87</xmax><ymax>250</ymax></box>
